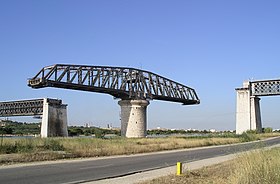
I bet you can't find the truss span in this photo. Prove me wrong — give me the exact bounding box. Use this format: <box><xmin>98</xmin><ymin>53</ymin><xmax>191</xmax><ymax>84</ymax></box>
<box><xmin>0</xmin><ymin>99</ymin><xmax>62</xmax><ymax>117</ymax></box>
<box><xmin>0</xmin><ymin>99</ymin><xmax>44</xmax><ymax>117</ymax></box>
<box><xmin>251</xmin><ymin>79</ymin><xmax>280</xmax><ymax>96</ymax></box>
<box><xmin>28</xmin><ymin>64</ymin><xmax>200</xmax><ymax>105</ymax></box>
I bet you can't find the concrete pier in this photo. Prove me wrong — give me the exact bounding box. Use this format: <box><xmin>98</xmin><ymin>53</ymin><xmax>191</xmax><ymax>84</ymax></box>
<box><xmin>250</xmin><ymin>97</ymin><xmax>262</xmax><ymax>132</ymax></box>
<box><xmin>41</xmin><ymin>98</ymin><xmax>68</xmax><ymax>137</ymax></box>
<box><xmin>236</xmin><ymin>82</ymin><xmax>262</xmax><ymax>134</ymax></box>
<box><xmin>118</xmin><ymin>100</ymin><xmax>149</xmax><ymax>138</ymax></box>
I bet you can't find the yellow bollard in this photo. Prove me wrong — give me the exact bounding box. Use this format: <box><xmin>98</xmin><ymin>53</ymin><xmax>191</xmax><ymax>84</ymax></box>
<box><xmin>176</xmin><ymin>162</ymin><xmax>182</xmax><ymax>176</ymax></box>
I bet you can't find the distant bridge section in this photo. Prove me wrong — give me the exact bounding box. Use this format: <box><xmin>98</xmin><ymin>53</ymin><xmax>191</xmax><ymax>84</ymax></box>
<box><xmin>28</xmin><ymin>64</ymin><xmax>200</xmax><ymax>105</ymax></box>
<box><xmin>0</xmin><ymin>98</ymin><xmax>67</xmax><ymax>137</ymax></box>
<box><xmin>0</xmin><ymin>99</ymin><xmax>44</xmax><ymax>117</ymax></box>
<box><xmin>236</xmin><ymin>79</ymin><xmax>280</xmax><ymax>134</ymax></box>
<box><xmin>251</xmin><ymin>79</ymin><xmax>280</xmax><ymax>96</ymax></box>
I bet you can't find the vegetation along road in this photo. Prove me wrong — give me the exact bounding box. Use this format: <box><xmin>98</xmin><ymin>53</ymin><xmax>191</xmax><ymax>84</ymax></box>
<box><xmin>0</xmin><ymin>136</ymin><xmax>279</xmax><ymax>184</ymax></box>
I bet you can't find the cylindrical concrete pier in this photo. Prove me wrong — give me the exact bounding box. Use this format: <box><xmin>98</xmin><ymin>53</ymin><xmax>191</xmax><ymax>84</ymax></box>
<box><xmin>118</xmin><ymin>99</ymin><xmax>149</xmax><ymax>138</ymax></box>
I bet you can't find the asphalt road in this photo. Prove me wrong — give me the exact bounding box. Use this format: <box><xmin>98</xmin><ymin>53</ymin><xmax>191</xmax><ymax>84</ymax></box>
<box><xmin>1</xmin><ymin>137</ymin><xmax>280</xmax><ymax>184</ymax></box>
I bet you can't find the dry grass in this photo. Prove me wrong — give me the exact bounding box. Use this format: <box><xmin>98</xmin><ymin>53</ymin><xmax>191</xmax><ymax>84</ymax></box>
<box><xmin>0</xmin><ymin>133</ymin><xmax>279</xmax><ymax>164</ymax></box>
<box><xmin>0</xmin><ymin>136</ymin><xmax>240</xmax><ymax>164</ymax></box>
<box><xmin>60</xmin><ymin>137</ymin><xmax>241</xmax><ymax>157</ymax></box>
<box><xmin>140</xmin><ymin>147</ymin><xmax>280</xmax><ymax>184</ymax></box>
<box><xmin>229</xmin><ymin>148</ymin><xmax>280</xmax><ymax>184</ymax></box>
<box><xmin>258</xmin><ymin>132</ymin><xmax>280</xmax><ymax>139</ymax></box>
<box><xmin>140</xmin><ymin>160</ymin><xmax>234</xmax><ymax>184</ymax></box>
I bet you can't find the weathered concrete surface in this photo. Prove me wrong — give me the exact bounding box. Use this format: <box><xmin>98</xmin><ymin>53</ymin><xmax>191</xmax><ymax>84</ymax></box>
<box><xmin>236</xmin><ymin>81</ymin><xmax>262</xmax><ymax>134</ymax></box>
<box><xmin>118</xmin><ymin>100</ymin><xmax>149</xmax><ymax>138</ymax></box>
<box><xmin>250</xmin><ymin>97</ymin><xmax>262</xmax><ymax>132</ymax></box>
<box><xmin>236</xmin><ymin>86</ymin><xmax>251</xmax><ymax>134</ymax></box>
<box><xmin>41</xmin><ymin>98</ymin><xmax>68</xmax><ymax>137</ymax></box>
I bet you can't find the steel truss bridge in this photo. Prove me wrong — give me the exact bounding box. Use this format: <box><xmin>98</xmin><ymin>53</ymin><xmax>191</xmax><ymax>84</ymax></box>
<box><xmin>0</xmin><ymin>99</ymin><xmax>44</xmax><ymax>117</ymax></box>
<box><xmin>28</xmin><ymin>64</ymin><xmax>200</xmax><ymax>105</ymax></box>
<box><xmin>236</xmin><ymin>78</ymin><xmax>280</xmax><ymax>134</ymax></box>
<box><xmin>250</xmin><ymin>79</ymin><xmax>280</xmax><ymax>96</ymax></box>
<box><xmin>0</xmin><ymin>99</ymin><xmax>62</xmax><ymax>117</ymax></box>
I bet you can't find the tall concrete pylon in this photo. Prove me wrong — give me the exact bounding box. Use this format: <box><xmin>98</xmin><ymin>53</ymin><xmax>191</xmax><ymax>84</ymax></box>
<box><xmin>41</xmin><ymin>98</ymin><xmax>68</xmax><ymax>137</ymax></box>
<box><xmin>236</xmin><ymin>81</ymin><xmax>262</xmax><ymax>134</ymax></box>
<box><xmin>118</xmin><ymin>100</ymin><xmax>149</xmax><ymax>138</ymax></box>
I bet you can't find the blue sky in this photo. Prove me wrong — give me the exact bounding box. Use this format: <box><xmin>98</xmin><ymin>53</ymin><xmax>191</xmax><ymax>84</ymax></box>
<box><xmin>0</xmin><ymin>0</ymin><xmax>280</xmax><ymax>130</ymax></box>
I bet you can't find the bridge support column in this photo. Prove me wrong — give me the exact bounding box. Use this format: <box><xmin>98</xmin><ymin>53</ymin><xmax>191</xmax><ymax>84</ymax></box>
<box><xmin>41</xmin><ymin>98</ymin><xmax>68</xmax><ymax>137</ymax></box>
<box><xmin>251</xmin><ymin>97</ymin><xmax>262</xmax><ymax>132</ymax></box>
<box><xmin>118</xmin><ymin>100</ymin><xmax>149</xmax><ymax>138</ymax></box>
<box><xmin>236</xmin><ymin>82</ymin><xmax>262</xmax><ymax>134</ymax></box>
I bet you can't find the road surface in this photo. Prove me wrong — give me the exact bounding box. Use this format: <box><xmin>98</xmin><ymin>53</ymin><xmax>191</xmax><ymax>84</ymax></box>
<box><xmin>1</xmin><ymin>137</ymin><xmax>280</xmax><ymax>184</ymax></box>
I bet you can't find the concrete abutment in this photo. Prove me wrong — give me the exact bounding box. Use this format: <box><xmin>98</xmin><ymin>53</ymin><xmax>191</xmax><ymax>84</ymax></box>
<box><xmin>41</xmin><ymin>98</ymin><xmax>68</xmax><ymax>137</ymax></box>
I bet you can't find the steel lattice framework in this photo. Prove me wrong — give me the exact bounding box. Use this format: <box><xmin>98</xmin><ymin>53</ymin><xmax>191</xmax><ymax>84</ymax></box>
<box><xmin>0</xmin><ymin>99</ymin><xmax>63</xmax><ymax>117</ymax></box>
<box><xmin>0</xmin><ymin>99</ymin><xmax>44</xmax><ymax>117</ymax></box>
<box><xmin>28</xmin><ymin>64</ymin><xmax>200</xmax><ymax>105</ymax></box>
<box><xmin>250</xmin><ymin>79</ymin><xmax>280</xmax><ymax>96</ymax></box>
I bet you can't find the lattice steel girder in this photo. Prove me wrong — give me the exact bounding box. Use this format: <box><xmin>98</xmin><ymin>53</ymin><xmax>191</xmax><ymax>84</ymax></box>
<box><xmin>250</xmin><ymin>79</ymin><xmax>280</xmax><ymax>96</ymax></box>
<box><xmin>0</xmin><ymin>99</ymin><xmax>44</xmax><ymax>117</ymax></box>
<box><xmin>28</xmin><ymin>64</ymin><xmax>200</xmax><ymax>105</ymax></box>
<box><xmin>0</xmin><ymin>98</ymin><xmax>63</xmax><ymax>117</ymax></box>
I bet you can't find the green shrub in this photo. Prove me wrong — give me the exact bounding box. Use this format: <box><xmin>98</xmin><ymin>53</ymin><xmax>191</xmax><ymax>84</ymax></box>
<box><xmin>42</xmin><ymin>139</ymin><xmax>64</xmax><ymax>151</ymax></box>
<box><xmin>0</xmin><ymin>139</ymin><xmax>35</xmax><ymax>154</ymax></box>
<box><xmin>94</xmin><ymin>129</ymin><xmax>105</xmax><ymax>138</ymax></box>
<box><xmin>263</xmin><ymin>127</ymin><xmax>273</xmax><ymax>133</ymax></box>
<box><xmin>240</xmin><ymin>132</ymin><xmax>258</xmax><ymax>142</ymax></box>
<box><xmin>245</xmin><ymin>130</ymin><xmax>257</xmax><ymax>134</ymax></box>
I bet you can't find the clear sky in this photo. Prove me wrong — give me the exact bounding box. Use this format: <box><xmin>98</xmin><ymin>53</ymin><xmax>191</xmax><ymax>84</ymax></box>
<box><xmin>0</xmin><ymin>0</ymin><xmax>280</xmax><ymax>130</ymax></box>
